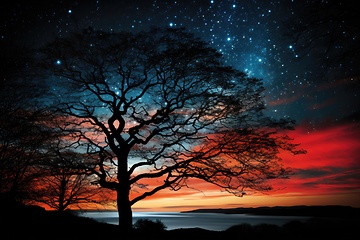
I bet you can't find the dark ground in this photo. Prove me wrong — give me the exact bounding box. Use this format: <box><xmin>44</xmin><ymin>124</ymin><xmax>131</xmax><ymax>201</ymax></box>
<box><xmin>1</xmin><ymin>203</ymin><xmax>358</xmax><ymax>240</ymax></box>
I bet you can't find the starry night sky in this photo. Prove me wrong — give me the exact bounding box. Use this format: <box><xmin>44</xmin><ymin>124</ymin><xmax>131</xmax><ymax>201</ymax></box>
<box><xmin>1</xmin><ymin>0</ymin><xmax>359</xmax><ymax>208</ymax></box>
<box><xmin>2</xmin><ymin>0</ymin><xmax>358</xmax><ymax>126</ymax></box>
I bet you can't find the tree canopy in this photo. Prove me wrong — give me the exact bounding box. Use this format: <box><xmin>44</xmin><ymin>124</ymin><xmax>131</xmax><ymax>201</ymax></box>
<box><xmin>39</xmin><ymin>27</ymin><xmax>305</xmax><ymax>233</ymax></box>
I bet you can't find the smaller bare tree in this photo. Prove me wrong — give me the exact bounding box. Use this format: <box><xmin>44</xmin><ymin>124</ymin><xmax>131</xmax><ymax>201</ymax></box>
<box><xmin>31</xmin><ymin>148</ymin><xmax>111</xmax><ymax>211</ymax></box>
<box><xmin>282</xmin><ymin>1</ymin><xmax>359</xmax><ymax>82</ymax></box>
<box><xmin>0</xmin><ymin>44</ymin><xmax>54</xmax><ymax>205</ymax></box>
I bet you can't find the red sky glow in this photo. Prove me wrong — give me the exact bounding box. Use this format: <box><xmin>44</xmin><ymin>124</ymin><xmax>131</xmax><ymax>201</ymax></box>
<box><xmin>132</xmin><ymin>121</ymin><xmax>360</xmax><ymax>211</ymax></box>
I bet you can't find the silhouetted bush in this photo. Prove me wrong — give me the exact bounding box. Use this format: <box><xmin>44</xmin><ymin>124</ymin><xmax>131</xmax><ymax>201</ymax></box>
<box><xmin>133</xmin><ymin>218</ymin><xmax>167</xmax><ymax>233</ymax></box>
<box><xmin>252</xmin><ymin>223</ymin><xmax>281</xmax><ymax>239</ymax></box>
<box><xmin>225</xmin><ymin>223</ymin><xmax>254</xmax><ymax>238</ymax></box>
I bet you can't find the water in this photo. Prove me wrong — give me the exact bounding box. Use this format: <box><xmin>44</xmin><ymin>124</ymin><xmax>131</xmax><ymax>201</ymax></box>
<box><xmin>79</xmin><ymin>211</ymin><xmax>309</xmax><ymax>231</ymax></box>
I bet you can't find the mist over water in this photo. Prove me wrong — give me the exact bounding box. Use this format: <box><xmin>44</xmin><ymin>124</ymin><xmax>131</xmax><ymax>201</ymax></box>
<box><xmin>79</xmin><ymin>211</ymin><xmax>309</xmax><ymax>231</ymax></box>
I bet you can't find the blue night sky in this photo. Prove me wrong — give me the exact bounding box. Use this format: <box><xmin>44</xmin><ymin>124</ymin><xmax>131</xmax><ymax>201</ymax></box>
<box><xmin>2</xmin><ymin>0</ymin><xmax>358</xmax><ymax>126</ymax></box>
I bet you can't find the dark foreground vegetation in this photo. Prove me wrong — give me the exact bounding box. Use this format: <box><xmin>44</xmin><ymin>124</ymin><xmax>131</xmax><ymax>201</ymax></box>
<box><xmin>1</xmin><ymin>203</ymin><xmax>358</xmax><ymax>240</ymax></box>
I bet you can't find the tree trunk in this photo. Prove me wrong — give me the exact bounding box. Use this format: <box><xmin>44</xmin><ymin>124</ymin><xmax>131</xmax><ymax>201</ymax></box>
<box><xmin>117</xmin><ymin>184</ymin><xmax>132</xmax><ymax>233</ymax></box>
<box><xmin>115</xmin><ymin>148</ymin><xmax>132</xmax><ymax>233</ymax></box>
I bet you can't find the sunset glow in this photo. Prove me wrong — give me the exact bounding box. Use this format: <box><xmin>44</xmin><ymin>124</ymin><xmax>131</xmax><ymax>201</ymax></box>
<box><xmin>131</xmin><ymin>121</ymin><xmax>360</xmax><ymax>211</ymax></box>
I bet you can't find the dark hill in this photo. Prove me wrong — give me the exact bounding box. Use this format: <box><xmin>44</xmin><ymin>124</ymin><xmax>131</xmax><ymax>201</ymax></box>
<box><xmin>182</xmin><ymin>205</ymin><xmax>360</xmax><ymax>218</ymax></box>
<box><xmin>1</xmin><ymin>202</ymin><xmax>117</xmax><ymax>240</ymax></box>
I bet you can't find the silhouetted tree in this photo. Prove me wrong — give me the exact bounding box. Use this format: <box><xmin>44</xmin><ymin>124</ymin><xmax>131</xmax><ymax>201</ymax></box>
<box><xmin>282</xmin><ymin>0</ymin><xmax>359</xmax><ymax>82</ymax></box>
<box><xmin>0</xmin><ymin>43</ymin><xmax>55</xmax><ymax>205</ymax></box>
<box><xmin>30</xmin><ymin>146</ymin><xmax>112</xmax><ymax>211</ymax></box>
<box><xmin>39</xmin><ymin>27</ymin><xmax>305</xmax><ymax>233</ymax></box>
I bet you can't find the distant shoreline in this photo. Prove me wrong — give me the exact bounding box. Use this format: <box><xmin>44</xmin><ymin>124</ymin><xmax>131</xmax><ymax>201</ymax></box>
<box><xmin>181</xmin><ymin>205</ymin><xmax>360</xmax><ymax>218</ymax></box>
